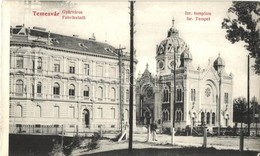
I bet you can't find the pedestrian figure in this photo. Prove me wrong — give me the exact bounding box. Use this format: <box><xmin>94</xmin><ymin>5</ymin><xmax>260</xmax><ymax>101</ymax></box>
<box><xmin>150</xmin><ymin>120</ymin><xmax>158</xmax><ymax>141</ymax></box>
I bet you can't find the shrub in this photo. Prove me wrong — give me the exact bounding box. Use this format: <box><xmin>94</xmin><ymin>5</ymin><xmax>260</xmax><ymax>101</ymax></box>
<box><xmin>87</xmin><ymin>132</ymin><xmax>100</xmax><ymax>150</ymax></box>
<box><xmin>49</xmin><ymin>143</ymin><xmax>64</xmax><ymax>156</ymax></box>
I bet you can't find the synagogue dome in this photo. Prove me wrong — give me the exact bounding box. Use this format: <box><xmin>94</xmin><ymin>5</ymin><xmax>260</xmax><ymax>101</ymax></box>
<box><xmin>156</xmin><ymin>18</ymin><xmax>189</xmax><ymax>57</ymax></box>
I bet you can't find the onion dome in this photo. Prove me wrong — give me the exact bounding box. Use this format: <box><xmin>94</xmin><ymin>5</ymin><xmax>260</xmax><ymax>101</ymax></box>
<box><xmin>180</xmin><ymin>48</ymin><xmax>192</xmax><ymax>60</ymax></box>
<box><xmin>180</xmin><ymin>47</ymin><xmax>192</xmax><ymax>68</ymax></box>
<box><xmin>213</xmin><ymin>53</ymin><xmax>225</xmax><ymax>71</ymax></box>
<box><xmin>156</xmin><ymin>18</ymin><xmax>188</xmax><ymax>56</ymax></box>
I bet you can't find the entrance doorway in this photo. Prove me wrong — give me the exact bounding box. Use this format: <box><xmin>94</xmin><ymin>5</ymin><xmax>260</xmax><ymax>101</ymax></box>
<box><xmin>83</xmin><ymin>109</ymin><xmax>90</xmax><ymax>128</ymax></box>
<box><xmin>144</xmin><ymin>110</ymin><xmax>151</xmax><ymax>125</ymax></box>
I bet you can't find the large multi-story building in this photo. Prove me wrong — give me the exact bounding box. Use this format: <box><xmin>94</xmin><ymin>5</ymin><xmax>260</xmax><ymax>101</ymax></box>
<box><xmin>9</xmin><ymin>24</ymin><xmax>136</xmax><ymax>133</ymax></box>
<box><xmin>136</xmin><ymin>20</ymin><xmax>233</xmax><ymax>132</ymax></box>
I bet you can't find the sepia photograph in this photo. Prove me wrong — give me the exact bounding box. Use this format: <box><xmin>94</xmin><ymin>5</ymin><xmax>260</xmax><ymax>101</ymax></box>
<box><xmin>0</xmin><ymin>0</ymin><xmax>260</xmax><ymax>155</ymax></box>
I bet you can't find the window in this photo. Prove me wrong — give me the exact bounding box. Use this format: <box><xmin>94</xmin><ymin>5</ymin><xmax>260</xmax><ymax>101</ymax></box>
<box><xmin>111</xmin><ymin>108</ymin><xmax>116</xmax><ymax>119</ymax></box>
<box><xmin>32</xmin><ymin>84</ymin><xmax>34</xmax><ymax>95</ymax></box>
<box><xmin>163</xmin><ymin>89</ymin><xmax>169</xmax><ymax>102</ymax></box>
<box><xmin>16</xmin><ymin>80</ymin><xmax>23</xmax><ymax>95</ymax></box>
<box><xmin>54</xmin><ymin>64</ymin><xmax>60</xmax><ymax>72</ymax></box>
<box><xmin>111</xmin><ymin>87</ymin><xmax>116</xmax><ymax>101</ymax></box>
<box><xmin>37</xmin><ymin>82</ymin><xmax>42</xmax><ymax>93</ymax></box>
<box><xmin>84</xmin><ymin>64</ymin><xmax>90</xmax><ymax>75</ymax></box>
<box><xmin>224</xmin><ymin>93</ymin><xmax>229</xmax><ymax>104</ymax></box>
<box><xmin>15</xmin><ymin>105</ymin><xmax>22</xmax><ymax>117</ymax></box>
<box><xmin>97</xmin><ymin>107</ymin><xmax>103</xmax><ymax>118</ymax></box>
<box><xmin>126</xmin><ymin>69</ymin><xmax>130</xmax><ymax>81</ymax></box>
<box><xmin>110</xmin><ymin>67</ymin><xmax>116</xmax><ymax>78</ymax></box>
<box><xmin>191</xmin><ymin>89</ymin><xmax>196</xmax><ymax>101</ymax></box>
<box><xmin>97</xmin><ymin>86</ymin><xmax>103</xmax><ymax>100</ymax></box>
<box><xmin>53</xmin><ymin>83</ymin><xmax>60</xmax><ymax>95</ymax></box>
<box><xmin>69</xmin><ymin>84</ymin><xmax>75</xmax><ymax>96</ymax></box>
<box><xmin>96</xmin><ymin>65</ymin><xmax>103</xmax><ymax>77</ymax></box>
<box><xmin>206</xmin><ymin>112</ymin><xmax>210</xmax><ymax>124</ymax></box>
<box><xmin>226</xmin><ymin>117</ymin><xmax>229</xmax><ymax>126</ymax></box>
<box><xmin>69</xmin><ymin>62</ymin><xmax>75</xmax><ymax>74</ymax></box>
<box><xmin>176</xmin><ymin>109</ymin><xmax>182</xmax><ymax>121</ymax></box>
<box><xmin>83</xmin><ymin>85</ymin><xmax>89</xmax><ymax>97</ymax></box>
<box><xmin>37</xmin><ymin>57</ymin><xmax>42</xmax><ymax>70</ymax></box>
<box><xmin>176</xmin><ymin>89</ymin><xmax>182</xmax><ymax>101</ymax></box>
<box><xmin>212</xmin><ymin>113</ymin><xmax>215</xmax><ymax>125</ymax></box>
<box><xmin>35</xmin><ymin>106</ymin><xmax>41</xmax><ymax>117</ymax></box>
<box><xmin>16</xmin><ymin>56</ymin><xmax>23</xmax><ymax>68</ymax></box>
<box><xmin>126</xmin><ymin>89</ymin><xmax>129</xmax><ymax>101</ymax></box>
<box><xmin>201</xmin><ymin>112</ymin><xmax>205</xmax><ymax>125</ymax></box>
<box><xmin>162</xmin><ymin>109</ymin><xmax>169</xmax><ymax>121</ymax></box>
<box><xmin>68</xmin><ymin>107</ymin><xmax>75</xmax><ymax>118</ymax></box>
<box><xmin>54</xmin><ymin>106</ymin><xmax>59</xmax><ymax>117</ymax></box>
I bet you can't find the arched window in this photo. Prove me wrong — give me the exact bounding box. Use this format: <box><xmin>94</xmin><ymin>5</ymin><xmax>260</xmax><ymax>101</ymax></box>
<box><xmin>69</xmin><ymin>84</ymin><xmax>75</xmax><ymax>96</ymax></box>
<box><xmin>35</xmin><ymin>105</ymin><xmax>41</xmax><ymax>117</ymax></box>
<box><xmin>126</xmin><ymin>89</ymin><xmax>129</xmax><ymax>101</ymax></box>
<box><xmin>83</xmin><ymin>109</ymin><xmax>90</xmax><ymax>127</ymax></box>
<box><xmin>163</xmin><ymin>89</ymin><xmax>169</xmax><ymax>102</ymax></box>
<box><xmin>16</xmin><ymin>80</ymin><xmax>24</xmax><ymax>95</ymax></box>
<box><xmin>224</xmin><ymin>93</ymin><xmax>229</xmax><ymax>104</ymax></box>
<box><xmin>176</xmin><ymin>110</ymin><xmax>182</xmax><ymax>121</ymax></box>
<box><xmin>212</xmin><ymin>113</ymin><xmax>215</xmax><ymax>125</ymax></box>
<box><xmin>206</xmin><ymin>112</ymin><xmax>210</xmax><ymax>124</ymax></box>
<box><xmin>83</xmin><ymin>85</ymin><xmax>89</xmax><ymax>98</ymax></box>
<box><xmin>37</xmin><ymin>57</ymin><xmax>42</xmax><ymax>70</ymax></box>
<box><xmin>162</xmin><ymin>109</ymin><xmax>169</xmax><ymax>122</ymax></box>
<box><xmin>177</xmin><ymin>88</ymin><xmax>182</xmax><ymax>101</ymax></box>
<box><xmin>226</xmin><ymin>115</ymin><xmax>229</xmax><ymax>126</ymax></box>
<box><xmin>111</xmin><ymin>87</ymin><xmax>116</xmax><ymax>101</ymax></box>
<box><xmin>97</xmin><ymin>86</ymin><xmax>103</xmax><ymax>100</ymax></box>
<box><xmin>15</xmin><ymin>105</ymin><xmax>22</xmax><ymax>117</ymax></box>
<box><xmin>201</xmin><ymin>112</ymin><xmax>205</xmax><ymax>125</ymax></box>
<box><xmin>163</xmin><ymin>112</ymin><xmax>166</xmax><ymax>121</ymax></box>
<box><xmin>53</xmin><ymin>83</ymin><xmax>60</xmax><ymax>95</ymax></box>
<box><xmin>37</xmin><ymin>82</ymin><xmax>42</xmax><ymax>93</ymax></box>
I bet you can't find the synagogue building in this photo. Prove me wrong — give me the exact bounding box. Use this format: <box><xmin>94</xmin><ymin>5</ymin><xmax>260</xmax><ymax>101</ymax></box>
<box><xmin>136</xmin><ymin>20</ymin><xmax>233</xmax><ymax>132</ymax></box>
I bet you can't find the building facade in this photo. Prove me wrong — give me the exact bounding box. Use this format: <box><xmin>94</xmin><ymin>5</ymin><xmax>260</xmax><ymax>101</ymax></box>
<box><xmin>136</xmin><ymin>20</ymin><xmax>233</xmax><ymax>132</ymax></box>
<box><xmin>9</xmin><ymin>24</ymin><xmax>136</xmax><ymax>133</ymax></box>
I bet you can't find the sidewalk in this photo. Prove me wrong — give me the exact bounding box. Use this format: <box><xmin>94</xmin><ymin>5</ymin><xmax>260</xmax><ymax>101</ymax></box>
<box><xmin>73</xmin><ymin>134</ymin><xmax>260</xmax><ymax>155</ymax></box>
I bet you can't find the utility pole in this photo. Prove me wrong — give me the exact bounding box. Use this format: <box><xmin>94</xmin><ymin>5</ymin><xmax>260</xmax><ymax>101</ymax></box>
<box><xmin>129</xmin><ymin>0</ymin><xmax>135</xmax><ymax>154</ymax></box>
<box><xmin>169</xmin><ymin>18</ymin><xmax>177</xmax><ymax>145</ymax></box>
<box><xmin>247</xmin><ymin>55</ymin><xmax>250</xmax><ymax>135</ymax></box>
<box><xmin>117</xmin><ymin>46</ymin><xmax>126</xmax><ymax>134</ymax></box>
<box><xmin>171</xmin><ymin>46</ymin><xmax>176</xmax><ymax>145</ymax></box>
<box><xmin>218</xmin><ymin>71</ymin><xmax>222</xmax><ymax>136</ymax></box>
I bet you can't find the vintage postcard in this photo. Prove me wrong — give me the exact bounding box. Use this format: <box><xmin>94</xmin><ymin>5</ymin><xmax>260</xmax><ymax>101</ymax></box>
<box><xmin>1</xmin><ymin>0</ymin><xmax>259</xmax><ymax>155</ymax></box>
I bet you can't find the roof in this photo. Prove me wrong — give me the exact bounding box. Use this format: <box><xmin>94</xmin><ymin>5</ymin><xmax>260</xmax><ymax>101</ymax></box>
<box><xmin>11</xmin><ymin>26</ymin><xmax>118</xmax><ymax>57</ymax></box>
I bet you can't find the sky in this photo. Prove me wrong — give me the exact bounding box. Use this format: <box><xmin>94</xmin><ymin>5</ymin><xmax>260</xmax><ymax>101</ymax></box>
<box><xmin>3</xmin><ymin>0</ymin><xmax>260</xmax><ymax>100</ymax></box>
